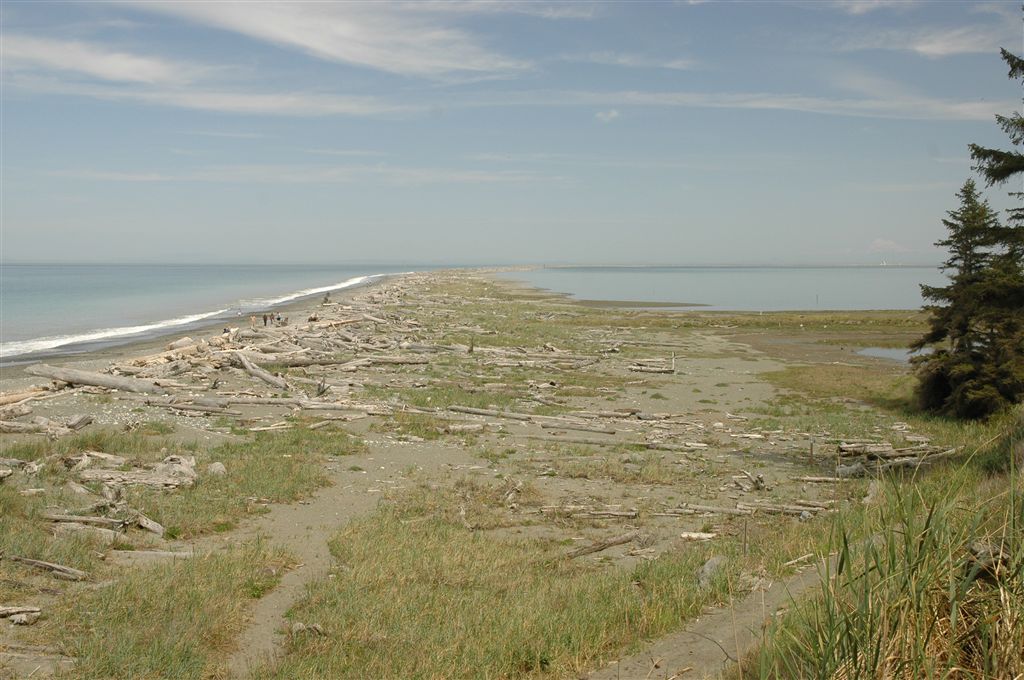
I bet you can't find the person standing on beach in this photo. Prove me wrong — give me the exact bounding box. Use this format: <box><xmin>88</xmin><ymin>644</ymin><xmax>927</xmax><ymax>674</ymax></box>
<box><xmin>262</xmin><ymin>313</ymin><xmax>268</xmax><ymax>327</ymax></box>
<box><xmin>250</xmin><ymin>315</ymin><xmax>257</xmax><ymax>330</ymax></box>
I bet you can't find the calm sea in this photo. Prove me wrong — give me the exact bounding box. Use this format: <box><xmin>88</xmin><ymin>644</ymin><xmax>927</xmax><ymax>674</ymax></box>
<box><xmin>1</xmin><ymin>264</ymin><xmax>947</xmax><ymax>364</ymax></box>
<box><xmin>0</xmin><ymin>263</ymin><xmax>427</xmax><ymax>363</ymax></box>
<box><xmin>497</xmin><ymin>266</ymin><xmax>946</xmax><ymax>311</ymax></box>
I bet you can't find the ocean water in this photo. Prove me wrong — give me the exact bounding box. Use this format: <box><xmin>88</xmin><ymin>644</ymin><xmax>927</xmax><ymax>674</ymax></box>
<box><xmin>0</xmin><ymin>263</ymin><xmax>425</xmax><ymax>362</ymax></box>
<box><xmin>498</xmin><ymin>266</ymin><xmax>946</xmax><ymax>311</ymax></box>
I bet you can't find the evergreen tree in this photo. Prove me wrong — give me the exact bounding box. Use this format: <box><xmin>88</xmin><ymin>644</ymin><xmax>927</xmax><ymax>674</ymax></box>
<box><xmin>969</xmin><ymin>48</ymin><xmax>1024</xmax><ymax>187</ymax></box>
<box><xmin>913</xmin><ymin>181</ymin><xmax>1014</xmax><ymax>418</ymax></box>
<box><xmin>915</xmin><ymin>45</ymin><xmax>1024</xmax><ymax>419</ymax></box>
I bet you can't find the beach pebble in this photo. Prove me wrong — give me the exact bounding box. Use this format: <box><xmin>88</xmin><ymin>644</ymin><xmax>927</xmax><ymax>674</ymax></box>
<box><xmin>206</xmin><ymin>462</ymin><xmax>227</xmax><ymax>477</ymax></box>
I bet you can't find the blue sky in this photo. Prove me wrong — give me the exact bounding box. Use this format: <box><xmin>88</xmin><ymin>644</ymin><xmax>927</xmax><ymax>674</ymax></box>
<box><xmin>1</xmin><ymin>0</ymin><xmax>1020</xmax><ymax>265</ymax></box>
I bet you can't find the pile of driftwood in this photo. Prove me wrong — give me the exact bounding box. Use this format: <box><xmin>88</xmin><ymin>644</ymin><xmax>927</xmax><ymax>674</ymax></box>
<box><xmin>0</xmin><ymin>274</ymin><xmax>786</xmax><ymax>462</ymax></box>
<box><xmin>835</xmin><ymin>440</ymin><xmax>958</xmax><ymax>477</ymax></box>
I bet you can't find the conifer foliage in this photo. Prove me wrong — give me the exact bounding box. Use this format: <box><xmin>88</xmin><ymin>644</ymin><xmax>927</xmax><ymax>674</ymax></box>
<box><xmin>914</xmin><ymin>48</ymin><xmax>1024</xmax><ymax>419</ymax></box>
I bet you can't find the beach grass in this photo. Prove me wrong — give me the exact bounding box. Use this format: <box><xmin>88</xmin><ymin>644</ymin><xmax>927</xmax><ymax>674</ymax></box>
<box><xmin>745</xmin><ymin>449</ymin><xmax>1023</xmax><ymax>678</ymax></box>
<box><xmin>252</xmin><ymin>482</ymin><xmax>744</xmax><ymax>679</ymax></box>
<box><xmin>45</xmin><ymin>542</ymin><xmax>289</xmax><ymax>679</ymax></box>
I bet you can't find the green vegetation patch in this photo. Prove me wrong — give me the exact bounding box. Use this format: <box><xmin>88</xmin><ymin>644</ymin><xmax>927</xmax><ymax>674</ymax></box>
<box><xmin>129</xmin><ymin>428</ymin><xmax>352</xmax><ymax>538</ymax></box>
<box><xmin>750</xmin><ymin>457</ymin><xmax>1023</xmax><ymax>679</ymax></box>
<box><xmin>256</xmin><ymin>505</ymin><xmax>734</xmax><ymax>679</ymax></box>
<box><xmin>50</xmin><ymin>543</ymin><xmax>288</xmax><ymax>679</ymax></box>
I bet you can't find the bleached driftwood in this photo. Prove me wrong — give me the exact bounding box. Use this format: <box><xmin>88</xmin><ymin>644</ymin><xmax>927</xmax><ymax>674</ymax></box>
<box><xmin>65</xmin><ymin>451</ymin><xmax>126</xmax><ymax>471</ymax></box>
<box><xmin>660</xmin><ymin>503</ymin><xmax>752</xmax><ymax>517</ymax></box>
<box><xmin>52</xmin><ymin>522</ymin><xmax>121</xmax><ymax>544</ymax></box>
<box><xmin>25</xmin><ymin>364</ymin><xmax>169</xmax><ymax>395</ymax></box>
<box><xmin>4</xmin><ymin>555</ymin><xmax>87</xmax><ymax>581</ymax></box>
<box><xmin>41</xmin><ymin>514</ymin><xmax>125</xmax><ymax>529</ymax></box>
<box><xmin>79</xmin><ymin>455</ymin><xmax>197</xmax><ymax>489</ymax></box>
<box><xmin>0</xmin><ymin>387</ymin><xmax>49</xmax><ymax>406</ymax></box>
<box><xmin>144</xmin><ymin>399</ymin><xmax>242</xmax><ymax>416</ymax></box>
<box><xmin>539</xmin><ymin>422</ymin><xmax>616</xmax><ymax>435</ymax></box>
<box><xmin>1</xmin><ymin>418</ymin><xmax>72</xmax><ymax>438</ymax></box>
<box><xmin>0</xmin><ymin>607</ymin><xmax>41</xmax><ymax>619</ymax></box>
<box><xmin>235</xmin><ymin>353</ymin><xmax>289</xmax><ymax>390</ymax></box>
<box><xmin>0</xmin><ymin>403</ymin><xmax>33</xmax><ymax>420</ymax></box>
<box><xmin>134</xmin><ymin>513</ymin><xmax>166</xmax><ymax>536</ymax></box>
<box><xmin>628</xmin><ymin>365</ymin><xmax>674</xmax><ymax>374</ymax></box>
<box><xmin>566</xmin><ymin>531</ymin><xmax>639</xmax><ymax>559</ymax></box>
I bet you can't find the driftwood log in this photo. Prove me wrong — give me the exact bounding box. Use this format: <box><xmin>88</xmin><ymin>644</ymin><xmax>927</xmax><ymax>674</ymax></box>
<box><xmin>566</xmin><ymin>531</ymin><xmax>640</xmax><ymax>559</ymax></box>
<box><xmin>25</xmin><ymin>364</ymin><xmax>169</xmax><ymax>395</ymax></box>
<box><xmin>235</xmin><ymin>353</ymin><xmax>289</xmax><ymax>390</ymax></box>
<box><xmin>4</xmin><ymin>555</ymin><xmax>87</xmax><ymax>581</ymax></box>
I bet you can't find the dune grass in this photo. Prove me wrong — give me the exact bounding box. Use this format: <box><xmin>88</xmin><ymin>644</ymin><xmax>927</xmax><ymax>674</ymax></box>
<box><xmin>47</xmin><ymin>542</ymin><xmax>289</xmax><ymax>680</ymax></box>
<box><xmin>742</xmin><ymin>411</ymin><xmax>1023</xmax><ymax>679</ymax></box>
<box><xmin>253</xmin><ymin>481</ymin><xmax>744</xmax><ymax>679</ymax></box>
<box><xmin>0</xmin><ymin>427</ymin><xmax>349</xmax><ymax>540</ymax></box>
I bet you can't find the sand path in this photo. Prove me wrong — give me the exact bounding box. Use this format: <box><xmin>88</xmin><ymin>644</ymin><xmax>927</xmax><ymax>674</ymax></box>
<box><xmin>222</xmin><ymin>440</ymin><xmax>481</xmax><ymax>678</ymax></box>
<box><xmin>587</xmin><ymin>561</ymin><xmax>829</xmax><ymax>680</ymax></box>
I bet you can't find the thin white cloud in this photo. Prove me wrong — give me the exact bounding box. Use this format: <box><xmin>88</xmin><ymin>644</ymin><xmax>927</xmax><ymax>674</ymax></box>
<box><xmin>183</xmin><ymin>130</ymin><xmax>267</xmax><ymax>139</ymax></box>
<box><xmin>49</xmin><ymin>163</ymin><xmax>561</xmax><ymax>185</ymax></box>
<box><xmin>839</xmin><ymin>25</ymin><xmax>1012</xmax><ymax>57</ymax></box>
<box><xmin>853</xmin><ymin>181</ymin><xmax>955</xmax><ymax>193</ymax></box>
<box><xmin>397</xmin><ymin>1</ymin><xmax>598</xmax><ymax>20</ymax></box>
<box><xmin>480</xmin><ymin>88</ymin><xmax>1010</xmax><ymax>122</ymax></box>
<box><xmin>565</xmin><ymin>51</ymin><xmax>697</xmax><ymax>71</ymax></box>
<box><xmin>1</xmin><ymin>36</ymin><xmax>408</xmax><ymax>117</ymax></box>
<box><xmin>595</xmin><ymin>109</ymin><xmax>621</xmax><ymax>123</ymax></box>
<box><xmin>1</xmin><ymin>34</ymin><xmax>200</xmax><ymax>84</ymax></box>
<box><xmin>121</xmin><ymin>1</ymin><xmax>531</xmax><ymax>79</ymax></box>
<box><xmin>7</xmin><ymin>74</ymin><xmax>412</xmax><ymax>116</ymax></box>
<box><xmin>970</xmin><ymin>2</ymin><xmax>1020</xmax><ymax>21</ymax></box>
<box><xmin>830</xmin><ymin>0</ymin><xmax>917</xmax><ymax>15</ymax></box>
<box><xmin>302</xmin><ymin>149</ymin><xmax>389</xmax><ymax>157</ymax></box>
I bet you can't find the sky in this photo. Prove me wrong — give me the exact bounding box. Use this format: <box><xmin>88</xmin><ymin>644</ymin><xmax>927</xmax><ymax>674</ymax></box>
<box><xmin>1</xmin><ymin>0</ymin><xmax>1021</xmax><ymax>266</ymax></box>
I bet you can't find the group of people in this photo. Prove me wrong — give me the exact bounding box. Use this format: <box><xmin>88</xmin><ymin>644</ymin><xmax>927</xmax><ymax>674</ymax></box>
<box><xmin>249</xmin><ymin>312</ymin><xmax>285</xmax><ymax>329</ymax></box>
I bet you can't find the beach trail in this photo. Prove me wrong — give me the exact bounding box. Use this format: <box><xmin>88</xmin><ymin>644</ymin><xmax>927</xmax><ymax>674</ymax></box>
<box><xmin>223</xmin><ymin>440</ymin><xmax>481</xmax><ymax>677</ymax></box>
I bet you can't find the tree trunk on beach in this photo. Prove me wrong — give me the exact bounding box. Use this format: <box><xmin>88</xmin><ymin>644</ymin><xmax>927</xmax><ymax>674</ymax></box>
<box><xmin>24</xmin><ymin>364</ymin><xmax>169</xmax><ymax>395</ymax></box>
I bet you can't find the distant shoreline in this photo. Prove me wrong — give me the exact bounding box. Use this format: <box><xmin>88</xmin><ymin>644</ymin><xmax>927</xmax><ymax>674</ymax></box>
<box><xmin>0</xmin><ymin>273</ymin><xmax>395</xmax><ymax>369</ymax></box>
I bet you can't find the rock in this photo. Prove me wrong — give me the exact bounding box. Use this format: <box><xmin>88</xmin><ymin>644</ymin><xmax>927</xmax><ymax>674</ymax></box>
<box><xmin>799</xmin><ymin>510</ymin><xmax>813</xmax><ymax>522</ymax></box>
<box><xmin>166</xmin><ymin>337</ymin><xmax>195</xmax><ymax>350</ymax></box>
<box><xmin>290</xmin><ymin>622</ymin><xmax>326</xmax><ymax>636</ymax></box>
<box><xmin>862</xmin><ymin>479</ymin><xmax>882</xmax><ymax>505</ymax></box>
<box><xmin>206</xmin><ymin>462</ymin><xmax>227</xmax><ymax>477</ymax></box>
<box><xmin>835</xmin><ymin>462</ymin><xmax>865</xmax><ymax>478</ymax></box>
<box><xmin>0</xmin><ymin>467</ymin><xmax>12</xmax><ymax>482</ymax></box>
<box><xmin>699</xmin><ymin>556</ymin><xmax>727</xmax><ymax>589</ymax></box>
<box><xmin>52</xmin><ymin>522</ymin><xmax>120</xmax><ymax>545</ymax></box>
<box><xmin>66</xmin><ymin>481</ymin><xmax>94</xmax><ymax>496</ymax></box>
<box><xmin>66</xmin><ymin>414</ymin><xmax>93</xmax><ymax>431</ymax></box>
<box><xmin>153</xmin><ymin>455</ymin><xmax>198</xmax><ymax>484</ymax></box>
<box><xmin>10</xmin><ymin>612</ymin><xmax>41</xmax><ymax>626</ymax></box>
